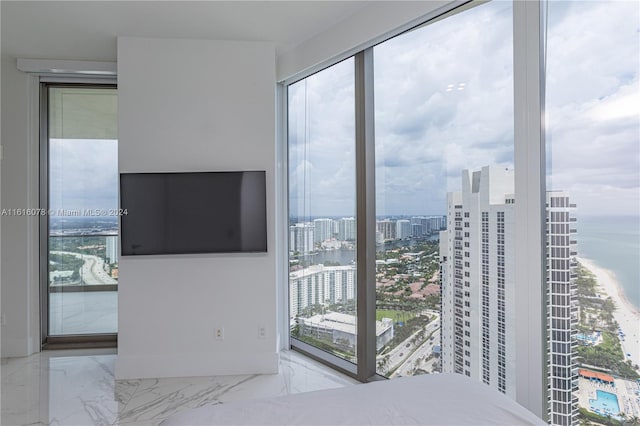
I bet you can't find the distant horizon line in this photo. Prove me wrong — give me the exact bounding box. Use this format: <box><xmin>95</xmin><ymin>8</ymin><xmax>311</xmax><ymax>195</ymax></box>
<box><xmin>290</xmin><ymin>214</ymin><xmax>446</xmax><ymax>219</ymax></box>
<box><xmin>289</xmin><ymin>213</ymin><xmax>640</xmax><ymax>219</ymax></box>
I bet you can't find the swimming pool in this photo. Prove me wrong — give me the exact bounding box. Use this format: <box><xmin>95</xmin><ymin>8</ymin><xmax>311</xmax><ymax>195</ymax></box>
<box><xmin>576</xmin><ymin>331</ymin><xmax>601</xmax><ymax>345</ymax></box>
<box><xmin>576</xmin><ymin>333</ymin><xmax>596</xmax><ymax>343</ymax></box>
<box><xmin>589</xmin><ymin>390</ymin><xmax>620</xmax><ymax>417</ymax></box>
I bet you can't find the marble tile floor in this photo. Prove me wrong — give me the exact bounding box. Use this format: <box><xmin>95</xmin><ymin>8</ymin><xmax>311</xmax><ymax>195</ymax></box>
<box><xmin>1</xmin><ymin>349</ymin><xmax>358</xmax><ymax>426</ymax></box>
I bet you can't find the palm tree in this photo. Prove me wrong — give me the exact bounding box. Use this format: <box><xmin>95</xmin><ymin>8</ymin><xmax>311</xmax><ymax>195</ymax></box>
<box><xmin>601</xmin><ymin>298</ymin><xmax>616</xmax><ymax>324</ymax></box>
<box><xmin>377</xmin><ymin>354</ymin><xmax>390</xmax><ymax>373</ymax></box>
<box><xmin>604</xmin><ymin>414</ymin><xmax>615</xmax><ymax>426</ymax></box>
<box><xmin>599</xmin><ymin>300</ymin><xmax>615</xmax><ymax>327</ymax></box>
<box><xmin>620</xmin><ymin>412</ymin><xmax>628</xmax><ymax>425</ymax></box>
<box><xmin>625</xmin><ymin>416</ymin><xmax>640</xmax><ymax>426</ymax></box>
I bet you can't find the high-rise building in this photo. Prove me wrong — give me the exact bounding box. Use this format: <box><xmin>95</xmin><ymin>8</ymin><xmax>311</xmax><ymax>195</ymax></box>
<box><xmin>337</xmin><ymin>217</ymin><xmax>356</xmax><ymax>241</ymax></box>
<box><xmin>313</xmin><ymin>218</ymin><xmax>334</xmax><ymax>243</ymax></box>
<box><xmin>410</xmin><ymin>217</ymin><xmax>431</xmax><ymax>236</ymax></box>
<box><xmin>409</xmin><ymin>216</ymin><xmax>444</xmax><ymax>236</ymax></box>
<box><xmin>290</xmin><ymin>223</ymin><xmax>315</xmax><ymax>254</ymax></box>
<box><xmin>396</xmin><ymin>219</ymin><xmax>412</xmax><ymax>240</ymax></box>
<box><xmin>440</xmin><ymin>166</ymin><xmax>516</xmax><ymax>396</ymax></box>
<box><xmin>289</xmin><ymin>264</ymin><xmax>356</xmax><ymax>319</ymax></box>
<box><xmin>410</xmin><ymin>223</ymin><xmax>421</xmax><ymax>238</ymax></box>
<box><xmin>439</xmin><ymin>166</ymin><xmax>576</xmax><ymax>423</ymax></box>
<box><xmin>546</xmin><ymin>191</ymin><xmax>578</xmax><ymax>426</ymax></box>
<box><xmin>376</xmin><ymin>219</ymin><xmax>396</xmax><ymax>241</ymax></box>
<box><xmin>106</xmin><ymin>236</ymin><xmax>118</xmax><ymax>264</ymax></box>
<box><xmin>429</xmin><ymin>215</ymin><xmax>445</xmax><ymax>232</ymax></box>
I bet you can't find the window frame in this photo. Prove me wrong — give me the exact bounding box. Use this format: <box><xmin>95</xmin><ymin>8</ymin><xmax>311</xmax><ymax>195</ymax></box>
<box><xmin>280</xmin><ymin>0</ymin><xmax>547</xmax><ymax>419</ymax></box>
<box><xmin>39</xmin><ymin>80</ymin><xmax>118</xmax><ymax>350</ymax></box>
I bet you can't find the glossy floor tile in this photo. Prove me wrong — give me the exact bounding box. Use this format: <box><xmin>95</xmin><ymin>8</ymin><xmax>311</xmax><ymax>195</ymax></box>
<box><xmin>1</xmin><ymin>349</ymin><xmax>357</xmax><ymax>426</ymax></box>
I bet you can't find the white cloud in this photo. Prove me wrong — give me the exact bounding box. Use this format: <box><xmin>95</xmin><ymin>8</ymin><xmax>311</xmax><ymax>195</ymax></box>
<box><xmin>288</xmin><ymin>0</ymin><xmax>638</xmax><ymax>218</ymax></box>
<box><xmin>288</xmin><ymin>58</ymin><xmax>356</xmax><ymax>217</ymax></box>
<box><xmin>546</xmin><ymin>0</ymin><xmax>639</xmax><ymax>216</ymax></box>
<box><xmin>49</xmin><ymin>139</ymin><xmax>118</xmax><ymax>212</ymax></box>
<box><xmin>373</xmin><ymin>0</ymin><xmax>514</xmax><ymax>215</ymax></box>
<box><xmin>588</xmin><ymin>84</ymin><xmax>639</xmax><ymax>122</ymax></box>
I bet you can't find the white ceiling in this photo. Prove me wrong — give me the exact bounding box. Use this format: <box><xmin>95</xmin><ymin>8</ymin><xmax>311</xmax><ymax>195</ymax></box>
<box><xmin>1</xmin><ymin>1</ymin><xmax>372</xmax><ymax>61</ymax></box>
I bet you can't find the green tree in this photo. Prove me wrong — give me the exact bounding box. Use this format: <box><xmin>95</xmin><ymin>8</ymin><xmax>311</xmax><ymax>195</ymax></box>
<box><xmin>625</xmin><ymin>416</ymin><xmax>640</xmax><ymax>426</ymax></box>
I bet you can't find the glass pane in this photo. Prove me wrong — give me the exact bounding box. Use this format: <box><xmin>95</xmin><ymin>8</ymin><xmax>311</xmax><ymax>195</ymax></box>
<box><xmin>288</xmin><ymin>59</ymin><xmax>357</xmax><ymax>363</ymax></box>
<box><xmin>373</xmin><ymin>0</ymin><xmax>515</xmax><ymax>395</ymax></box>
<box><xmin>48</xmin><ymin>87</ymin><xmax>118</xmax><ymax>336</ymax></box>
<box><xmin>546</xmin><ymin>1</ymin><xmax>640</xmax><ymax>424</ymax></box>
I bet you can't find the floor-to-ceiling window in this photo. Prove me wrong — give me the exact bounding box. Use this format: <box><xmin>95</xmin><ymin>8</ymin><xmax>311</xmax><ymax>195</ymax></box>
<box><xmin>545</xmin><ymin>1</ymin><xmax>640</xmax><ymax>424</ymax></box>
<box><xmin>287</xmin><ymin>0</ymin><xmax>524</xmax><ymax>394</ymax></box>
<box><xmin>288</xmin><ymin>59</ymin><xmax>357</xmax><ymax>365</ymax></box>
<box><xmin>373</xmin><ymin>0</ymin><xmax>514</xmax><ymax>383</ymax></box>
<box><xmin>42</xmin><ymin>84</ymin><xmax>118</xmax><ymax>345</ymax></box>
<box><xmin>288</xmin><ymin>0</ymin><xmax>524</xmax><ymax>390</ymax></box>
<box><xmin>286</xmin><ymin>0</ymin><xmax>636</xmax><ymax>423</ymax></box>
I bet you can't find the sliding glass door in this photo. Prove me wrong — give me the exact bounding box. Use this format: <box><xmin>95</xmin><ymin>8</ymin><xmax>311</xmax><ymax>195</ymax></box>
<box><xmin>42</xmin><ymin>84</ymin><xmax>118</xmax><ymax>345</ymax></box>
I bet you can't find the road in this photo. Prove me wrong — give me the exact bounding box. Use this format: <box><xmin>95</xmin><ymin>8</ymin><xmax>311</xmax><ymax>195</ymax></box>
<box><xmin>51</xmin><ymin>251</ymin><xmax>117</xmax><ymax>285</ymax></box>
<box><xmin>393</xmin><ymin>329</ymin><xmax>440</xmax><ymax>377</ymax></box>
<box><xmin>377</xmin><ymin>312</ymin><xmax>440</xmax><ymax>377</ymax></box>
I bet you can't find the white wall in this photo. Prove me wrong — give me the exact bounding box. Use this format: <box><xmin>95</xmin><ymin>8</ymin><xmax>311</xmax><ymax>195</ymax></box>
<box><xmin>115</xmin><ymin>37</ymin><xmax>277</xmax><ymax>379</ymax></box>
<box><xmin>0</xmin><ymin>55</ymin><xmax>39</xmax><ymax>358</ymax></box>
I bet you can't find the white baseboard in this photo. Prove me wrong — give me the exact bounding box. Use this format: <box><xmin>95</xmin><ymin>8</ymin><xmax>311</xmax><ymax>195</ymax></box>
<box><xmin>115</xmin><ymin>350</ymin><xmax>279</xmax><ymax>380</ymax></box>
<box><xmin>1</xmin><ymin>336</ymin><xmax>39</xmax><ymax>358</ymax></box>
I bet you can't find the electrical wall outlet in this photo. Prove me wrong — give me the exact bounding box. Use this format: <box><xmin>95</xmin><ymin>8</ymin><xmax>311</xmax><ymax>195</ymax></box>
<box><xmin>258</xmin><ymin>326</ymin><xmax>266</xmax><ymax>339</ymax></box>
<box><xmin>215</xmin><ymin>326</ymin><xmax>224</xmax><ymax>340</ymax></box>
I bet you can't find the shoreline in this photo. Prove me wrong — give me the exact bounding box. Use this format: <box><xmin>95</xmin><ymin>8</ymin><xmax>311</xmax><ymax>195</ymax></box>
<box><xmin>577</xmin><ymin>257</ymin><xmax>640</xmax><ymax>371</ymax></box>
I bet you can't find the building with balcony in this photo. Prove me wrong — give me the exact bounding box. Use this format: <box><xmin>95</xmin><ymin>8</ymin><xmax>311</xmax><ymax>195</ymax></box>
<box><xmin>440</xmin><ymin>167</ymin><xmax>576</xmax><ymax>422</ymax></box>
<box><xmin>289</xmin><ymin>264</ymin><xmax>356</xmax><ymax>319</ymax></box>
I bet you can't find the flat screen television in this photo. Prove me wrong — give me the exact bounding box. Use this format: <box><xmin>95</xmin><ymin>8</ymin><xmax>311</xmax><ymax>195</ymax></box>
<box><xmin>119</xmin><ymin>171</ymin><xmax>267</xmax><ymax>255</ymax></box>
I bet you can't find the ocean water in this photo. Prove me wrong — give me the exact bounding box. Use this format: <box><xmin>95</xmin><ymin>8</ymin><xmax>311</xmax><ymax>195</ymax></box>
<box><xmin>577</xmin><ymin>215</ymin><xmax>640</xmax><ymax>311</ymax></box>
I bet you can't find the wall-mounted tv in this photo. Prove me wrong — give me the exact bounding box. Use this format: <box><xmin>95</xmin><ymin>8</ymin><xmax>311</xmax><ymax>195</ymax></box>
<box><xmin>120</xmin><ymin>171</ymin><xmax>267</xmax><ymax>256</ymax></box>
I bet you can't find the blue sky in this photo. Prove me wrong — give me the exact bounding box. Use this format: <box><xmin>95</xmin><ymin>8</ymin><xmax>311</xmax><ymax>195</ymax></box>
<box><xmin>289</xmin><ymin>0</ymin><xmax>639</xmax><ymax>218</ymax></box>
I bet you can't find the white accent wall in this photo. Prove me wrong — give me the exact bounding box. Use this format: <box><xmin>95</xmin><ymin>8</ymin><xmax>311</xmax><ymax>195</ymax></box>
<box><xmin>0</xmin><ymin>56</ymin><xmax>39</xmax><ymax>358</ymax></box>
<box><xmin>115</xmin><ymin>37</ymin><xmax>277</xmax><ymax>379</ymax></box>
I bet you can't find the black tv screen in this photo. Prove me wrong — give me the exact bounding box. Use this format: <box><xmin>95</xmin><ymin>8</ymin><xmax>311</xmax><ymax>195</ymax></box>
<box><xmin>119</xmin><ymin>171</ymin><xmax>267</xmax><ymax>255</ymax></box>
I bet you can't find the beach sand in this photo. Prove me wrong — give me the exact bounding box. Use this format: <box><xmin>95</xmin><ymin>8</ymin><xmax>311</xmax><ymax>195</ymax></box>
<box><xmin>578</xmin><ymin>257</ymin><xmax>640</xmax><ymax>370</ymax></box>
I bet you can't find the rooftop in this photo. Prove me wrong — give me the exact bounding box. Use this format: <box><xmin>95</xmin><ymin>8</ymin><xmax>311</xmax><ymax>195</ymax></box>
<box><xmin>300</xmin><ymin>312</ymin><xmax>392</xmax><ymax>336</ymax></box>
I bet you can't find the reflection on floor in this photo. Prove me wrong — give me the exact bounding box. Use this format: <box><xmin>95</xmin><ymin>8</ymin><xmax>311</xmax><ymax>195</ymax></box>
<box><xmin>1</xmin><ymin>349</ymin><xmax>357</xmax><ymax>426</ymax></box>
